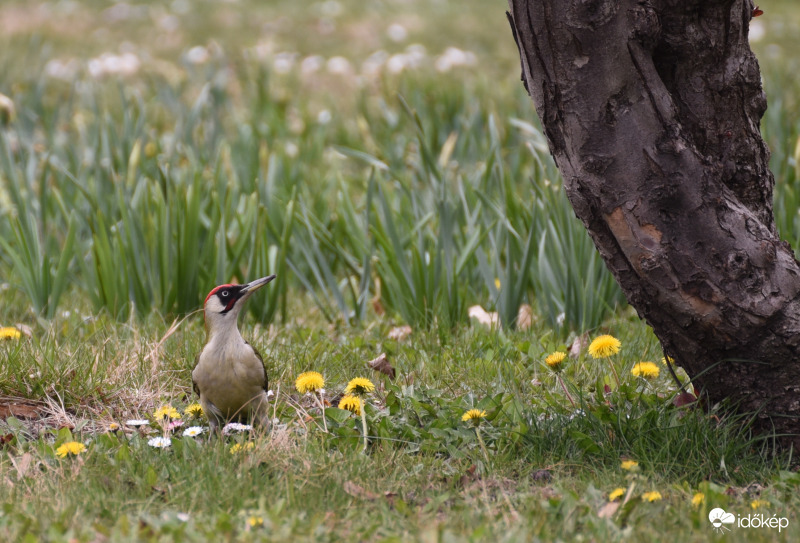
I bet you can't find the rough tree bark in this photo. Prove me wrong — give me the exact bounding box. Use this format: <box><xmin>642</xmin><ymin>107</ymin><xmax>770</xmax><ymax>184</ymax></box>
<box><xmin>507</xmin><ymin>0</ymin><xmax>800</xmax><ymax>447</ymax></box>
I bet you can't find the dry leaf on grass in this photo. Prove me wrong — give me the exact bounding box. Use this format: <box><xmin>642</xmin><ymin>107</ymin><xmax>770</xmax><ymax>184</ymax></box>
<box><xmin>343</xmin><ymin>480</ymin><xmax>380</xmax><ymax>500</ymax></box>
<box><xmin>13</xmin><ymin>324</ymin><xmax>33</xmax><ymax>337</ymax></box>
<box><xmin>597</xmin><ymin>501</ymin><xmax>620</xmax><ymax>519</ymax></box>
<box><xmin>569</xmin><ymin>332</ymin><xmax>590</xmax><ymax>358</ymax></box>
<box><xmin>531</xmin><ymin>469</ymin><xmax>552</xmax><ymax>483</ymax></box>
<box><xmin>10</xmin><ymin>452</ymin><xmax>32</xmax><ymax>479</ymax></box>
<box><xmin>387</xmin><ymin>325</ymin><xmax>412</xmax><ymax>341</ymax></box>
<box><xmin>672</xmin><ymin>392</ymin><xmax>697</xmax><ymax>408</ymax></box>
<box><xmin>0</xmin><ymin>402</ymin><xmax>45</xmax><ymax>420</ymax></box>
<box><xmin>517</xmin><ymin>304</ymin><xmax>534</xmax><ymax>330</ymax></box>
<box><xmin>468</xmin><ymin>305</ymin><xmax>499</xmax><ymax>327</ymax></box>
<box><xmin>368</xmin><ymin>353</ymin><xmax>395</xmax><ymax>380</ymax></box>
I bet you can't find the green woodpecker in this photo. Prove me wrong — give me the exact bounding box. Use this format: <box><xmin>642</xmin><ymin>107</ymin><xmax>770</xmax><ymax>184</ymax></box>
<box><xmin>192</xmin><ymin>275</ymin><xmax>275</xmax><ymax>431</ymax></box>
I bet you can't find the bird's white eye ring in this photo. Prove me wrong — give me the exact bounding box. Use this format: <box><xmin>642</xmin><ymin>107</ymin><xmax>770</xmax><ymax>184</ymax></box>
<box><xmin>221</xmin><ymin>291</ymin><xmax>229</xmax><ymax>297</ymax></box>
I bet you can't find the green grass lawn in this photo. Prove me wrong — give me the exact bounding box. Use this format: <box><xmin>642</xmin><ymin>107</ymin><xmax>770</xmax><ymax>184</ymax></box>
<box><xmin>2</xmin><ymin>1</ymin><xmax>800</xmax><ymax>541</ymax></box>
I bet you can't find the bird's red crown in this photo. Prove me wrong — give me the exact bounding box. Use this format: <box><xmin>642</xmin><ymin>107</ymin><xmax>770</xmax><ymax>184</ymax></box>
<box><xmin>204</xmin><ymin>284</ymin><xmax>235</xmax><ymax>306</ymax></box>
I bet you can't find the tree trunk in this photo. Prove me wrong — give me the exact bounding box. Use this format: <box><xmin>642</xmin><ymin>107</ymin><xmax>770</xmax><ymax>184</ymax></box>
<box><xmin>507</xmin><ymin>0</ymin><xmax>800</xmax><ymax>448</ymax></box>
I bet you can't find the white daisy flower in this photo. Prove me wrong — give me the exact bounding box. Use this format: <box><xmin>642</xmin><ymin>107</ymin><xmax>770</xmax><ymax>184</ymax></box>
<box><xmin>148</xmin><ymin>437</ymin><xmax>172</xmax><ymax>448</ymax></box>
<box><xmin>222</xmin><ymin>422</ymin><xmax>252</xmax><ymax>435</ymax></box>
<box><xmin>182</xmin><ymin>426</ymin><xmax>205</xmax><ymax>437</ymax></box>
<box><xmin>126</xmin><ymin>419</ymin><xmax>150</xmax><ymax>427</ymax></box>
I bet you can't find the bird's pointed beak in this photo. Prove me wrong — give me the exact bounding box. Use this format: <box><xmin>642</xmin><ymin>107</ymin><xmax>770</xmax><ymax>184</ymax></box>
<box><xmin>239</xmin><ymin>275</ymin><xmax>276</xmax><ymax>297</ymax></box>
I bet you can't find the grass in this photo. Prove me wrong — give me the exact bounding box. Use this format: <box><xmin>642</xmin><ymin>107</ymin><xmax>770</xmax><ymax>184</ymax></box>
<box><xmin>1</xmin><ymin>0</ymin><xmax>800</xmax><ymax>540</ymax></box>
<box><xmin>2</xmin><ymin>315</ymin><xmax>797</xmax><ymax>541</ymax></box>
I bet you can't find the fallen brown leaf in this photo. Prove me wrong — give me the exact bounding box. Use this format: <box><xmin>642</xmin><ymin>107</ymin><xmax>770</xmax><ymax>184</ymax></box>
<box><xmin>569</xmin><ymin>333</ymin><xmax>590</xmax><ymax>358</ymax></box>
<box><xmin>468</xmin><ymin>305</ymin><xmax>499</xmax><ymax>327</ymax></box>
<box><xmin>343</xmin><ymin>480</ymin><xmax>380</xmax><ymax>500</ymax></box>
<box><xmin>368</xmin><ymin>352</ymin><xmax>396</xmax><ymax>380</ymax></box>
<box><xmin>672</xmin><ymin>392</ymin><xmax>697</xmax><ymax>408</ymax></box>
<box><xmin>517</xmin><ymin>304</ymin><xmax>534</xmax><ymax>330</ymax></box>
<box><xmin>14</xmin><ymin>323</ymin><xmax>33</xmax><ymax>337</ymax></box>
<box><xmin>0</xmin><ymin>402</ymin><xmax>45</xmax><ymax>420</ymax></box>
<box><xmin>531</xmin><ymin>469</ymin><xmax>552</xmax><ymax>483</ymax></box>
<box><xmin>10</xmin><ymin>452</ymin><xmax>32</xmax><ymax>479</ymax></box>
<box><xmin>598</xmin><ymin>501</ymin><xmax>620</xmax><ymax>519</ymax></box>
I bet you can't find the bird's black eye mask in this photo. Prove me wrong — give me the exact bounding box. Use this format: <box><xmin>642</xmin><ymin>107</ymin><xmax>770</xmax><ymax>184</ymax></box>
<box><xmin>216</xmin><ymin>285</ymin><xmax>244</xmax><ymax>314</ymax></box>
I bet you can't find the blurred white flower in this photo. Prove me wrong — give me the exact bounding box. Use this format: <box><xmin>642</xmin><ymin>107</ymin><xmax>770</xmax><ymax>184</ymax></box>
<box><xmin>387</xmin><ymin>44</ymin><xmax>427</xmax><ymax>74</ymax></box>
<box><xmin>284</xmin><ymin>142</ymin><xmax>299</xmax><ymax>158</ymax></box>
<box><xmin>273</xmin><ymin>52</ymin><xmax>297</xmax><ymax>74</ymax></box>
<box><xmin>222</xmin><ymin>422</ymin><xmax>252</xmax><ymax>435</ymax></box>
<box><xmin>148</xmin><ymin>437</ymin><xmax>172</xmax><ymax>448</ymax></box>
<box><xmin>406</xmin><ymin>44</ymin><xmax>427</xmax><ymax>59</ymax></box>
<box><xmin>434</xmin><ymin>47</ymin><xmax>477</xmax><ymax>72</ymax></box>
<box><xmin>361</xmin><ymin>50</ymin><xmax>388</xmax><ymax>76</ymax></box>
<box><xmin>326</xmin><ymin>56</ymin><xmax>352</xmax><ymax>75</ymax></box>
<box><xmin>386</xmin><ymin>54</ymin><xmax>408</xmax><ymax>74</ymax></box>
<box><xmin>249</xmin><ymin>41</ymin><xmax>274</xmax><ymax>61</ymax></box>
<box><xmin>88</xmin><ymin>52</ymin><xmax>141</xmax><ymax>78</ymax></box>
<box><xmin>319</xmin><ymin>0</ymin><xmax>342</xmax><ymax>17</ymax></box>
<box><xmin>182</xmin><ymin>426</ymin><xmax>205</xmax><ymax>437</ymax></box>
<box><xmin>317</xmin><ymin>110</ymin><xmax>332</xmax><ymax>124</ymax></box>
<box><xmin>387</xmin><ymin>23</ymin><xmax>408</xmax><ymax>43</ymax></box>
<box><xmin>103</xmin><ymin>2</ymin><xmax>145</xmax><ymax>23</ymax></box>
<box><xmin>301</xmin><ymin>55</ymin><xmax>325</xmax><ymax>75</ymax></box>
<box><xmin>749</xmin><ymin>20</ymin><xmax>765</xmax><ymax>43</ymax></box>
<box><xmin>126</xmin><ymin>419</ymin><xmax>150</xmax><ymax>427</ymax></box>
<box><xmin>171</xmin><ymin>0</ymin><xmax>190</xmax><ymax>15</ymax></box>
<box><xmin>186</xmin><ymin>46</ymin><xmax>209</xmax><ymax>65</ymax></box>
<box><xmin>44</xmin><ymin>59</ymin><xmax>80</xmax><ymax>80</ymax></box>
<box><xmin>158</xmin><ymin>14</ymin><xmax>179</xmax><ymax>33</ymax></box>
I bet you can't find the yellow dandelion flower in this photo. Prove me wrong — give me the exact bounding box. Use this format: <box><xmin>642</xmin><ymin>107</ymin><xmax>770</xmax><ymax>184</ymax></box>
<box><xmin>588</xmin><ymin>335</ymin><xmax>621</xmax><ymax>358</ymax></box>
<box><xmin>108</xmin><ymin>423</ymin><xmax>120</xmax><ymax>432</ymax></box>
<box><xmin>230</xmin><ymin>442</ymin><xmax>255</xmax><ymax>454</ymax></box>
<box><xmin>153</xmin><ymin>405</ymin><xmax>181</xmax><ymax>420</ymax></box>
<box><xmin>631</xmin><ymin>361</ymin><xmax>660</xmax><ymax>379</ymax></box>
<box><xmin>661</xmin><ymin>356</ymin><xmax>675</xmax><ymax>366</ymax></box>
<box><xmin>345</xmin><ymin>377</ymin><xmax>375</xmax><ymax>396</ymax></box>
<box><xmin>545</xmin><ymin>351</ymin><xmax>567</xmax><ymax>371</ymax></box>
<box><xmin>609</xmin><ymin>488</ymin><xmax>626</xmax><ymax>501</ymax></box>
<box><xmin>247</xmin><ymin>515</ymin><xmax>264</xmax><ymax>528</ymax></box>
<box><xmin>0</xmin><ymin>327</ymin><xmax>22</xmax><ymax>340</ymax></box>
<box><xmin>461</xmin><ymin>409</ymin><xmax>488</xmax><ymax>423</ymax></box>
<box><xmin>338</xmin><ymin>395</ymin><xmax>362</xmax><ymax>415</ymax></box>
<box><xmin>692</xmin><ymin>493</ymin><xmax>705</xmax><ymax>507</ymax></box>
<box><xmin>55</xmin><ymin>441</ymin><xmax>86</xmax><ymax>458</ymax></box>
<box><xmin>751</xmin><ymin>499</ymin><xmax>769</xmax><ymax>510</ymax></box>
<box><xmin>621</xmin><ymin>460</ymin><xmax>639</xmax><ymax>471</ymax></box>
<box><xmin>295</xmin><ymin>371</ymin><xmax>325</xmax><ymax>394</ymax></box>
<box><xmin>184</xmin><ymin>403</ymin><xmax>204</xmax><ymax>417</ymax></box>
<box><xmin>643</xmin><ymin>491</ymin><xmax>662</xmax><ymax>502</ymax></box>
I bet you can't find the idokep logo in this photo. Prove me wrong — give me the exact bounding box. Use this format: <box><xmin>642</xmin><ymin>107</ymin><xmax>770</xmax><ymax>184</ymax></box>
<box><xmin>708</xmin><ymin>507</ymin><xmax>789</xmax><ymax>534</ymax></box>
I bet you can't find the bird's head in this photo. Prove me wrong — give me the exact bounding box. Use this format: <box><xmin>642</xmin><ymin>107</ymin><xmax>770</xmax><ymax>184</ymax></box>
<box><xmin>203</xmin><ymin>275</ymin><xmax>276</xmax><ymax>335</ymax></box>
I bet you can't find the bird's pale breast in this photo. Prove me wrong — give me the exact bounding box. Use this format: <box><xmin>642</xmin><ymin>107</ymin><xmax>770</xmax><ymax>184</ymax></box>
<box><xmin>193</xmin><ymin>339</ymin><xmax>266</xmax><ymax>418</ymax></box>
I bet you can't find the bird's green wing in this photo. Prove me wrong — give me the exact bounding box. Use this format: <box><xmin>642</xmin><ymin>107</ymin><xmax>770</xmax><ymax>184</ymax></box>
<box><xmin>247</xmin><ymin>341</ymin><xmax>269</xmax><ymax>392</ymax></box>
